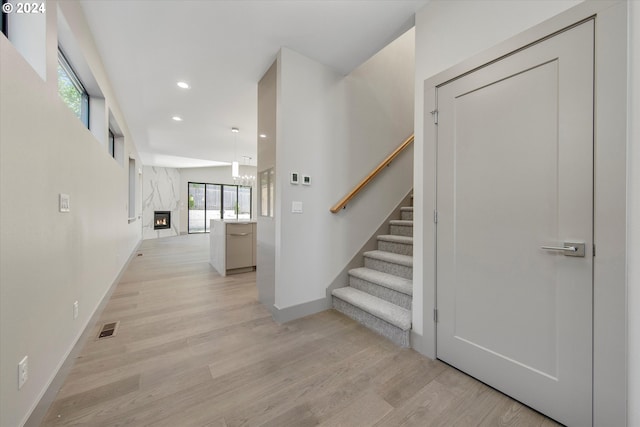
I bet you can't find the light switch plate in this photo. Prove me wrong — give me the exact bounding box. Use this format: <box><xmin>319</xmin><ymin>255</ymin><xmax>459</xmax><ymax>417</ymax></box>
<box><xmin>290</xmin><ymin>172</ymin><xmax>299</xmax><ymax>184</ymax></box>
<box><xmin>302</xmin><ymin>175</ymin><xmax>311</xmax><ymax>185</ymax></box>
<box><xmin>292</xmin><ymin>201</ymin><xmax>303</xmax><ymax>213</ymax></box>
<box><xmin>59</xmin><ymin>194</ymin><xmax>70</xmax><ymax>212</ymax></box>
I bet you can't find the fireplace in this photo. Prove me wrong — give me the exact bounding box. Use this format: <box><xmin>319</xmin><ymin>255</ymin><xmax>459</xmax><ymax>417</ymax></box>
<box><xmin>154</xmin><ymin>211</ymin><xmax>171</xmax><ymax>230</ymax></box>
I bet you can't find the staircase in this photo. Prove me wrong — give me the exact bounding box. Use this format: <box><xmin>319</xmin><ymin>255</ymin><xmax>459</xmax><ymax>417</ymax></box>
<box><xmin>332</xmin><ymin>205</ymin><xmax>413</xmax><ymax>347</ymax></box>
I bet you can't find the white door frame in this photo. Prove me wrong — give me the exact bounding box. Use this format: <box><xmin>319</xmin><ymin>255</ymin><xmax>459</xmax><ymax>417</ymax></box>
<box><xmin>416</xmin><ymin>1</ymin><xmax>628</xmax><ymax>425</ymax></box>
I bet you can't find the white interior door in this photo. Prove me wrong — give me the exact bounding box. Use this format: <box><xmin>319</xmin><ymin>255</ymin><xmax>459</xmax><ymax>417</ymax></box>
<box><xmin>436</xmin><ymin>21</ymin><xmax>594</xmax><ymax>426</ymax></box>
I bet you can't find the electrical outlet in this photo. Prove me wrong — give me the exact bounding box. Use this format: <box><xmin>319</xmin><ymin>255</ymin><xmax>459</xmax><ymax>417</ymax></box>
<box><xmin>18</xmin><ymin>356</ymin><xmax>28</xmax><ymax>389</ymax></box>
<box><xmin>73</xmin><ymin>301</ymin><xmax>79</xmax><ymax>320</ymax></box>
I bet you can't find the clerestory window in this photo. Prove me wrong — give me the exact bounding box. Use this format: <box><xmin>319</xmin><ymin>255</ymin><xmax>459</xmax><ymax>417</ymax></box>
<box><xmin>57</xmin><ymin>48</ymin><xmax>89</xmax><ymax>127</ymax></box>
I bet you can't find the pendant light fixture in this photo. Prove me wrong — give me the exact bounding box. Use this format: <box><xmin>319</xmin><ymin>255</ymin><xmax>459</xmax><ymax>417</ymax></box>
<box><xmin>231</xmin><ymin>127</ymin><xmax>239</xmax><ymax>178</ymax></box>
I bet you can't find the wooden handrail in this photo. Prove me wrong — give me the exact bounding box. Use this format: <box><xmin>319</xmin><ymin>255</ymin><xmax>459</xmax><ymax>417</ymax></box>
<box><xmin>330</xmin><ymin>134</ymin><xmax>414</xmax><ymax>213</ymax></box>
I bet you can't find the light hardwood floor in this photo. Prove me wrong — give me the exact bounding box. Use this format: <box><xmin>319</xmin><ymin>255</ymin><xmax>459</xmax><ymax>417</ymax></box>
<box><xmin>42</xmin><ymin>234</ymin><xmax>561</xmax><ymax>426</ymax></box>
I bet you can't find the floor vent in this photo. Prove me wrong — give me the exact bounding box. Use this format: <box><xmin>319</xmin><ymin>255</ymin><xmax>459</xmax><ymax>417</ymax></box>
<box><xmin>98</xmin><ymin>321</ymin><xmax>119</xmax><ymax>339</ymax></box>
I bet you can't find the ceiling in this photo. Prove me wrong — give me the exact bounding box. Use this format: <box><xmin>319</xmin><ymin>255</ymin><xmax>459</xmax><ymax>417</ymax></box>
<box><xmin>80</xmin><ymin>0</ymin><xmax>428</xmax><ymax>169</ymax></box>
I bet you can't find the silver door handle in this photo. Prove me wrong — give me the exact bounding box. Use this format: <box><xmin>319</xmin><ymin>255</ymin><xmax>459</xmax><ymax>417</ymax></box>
<box><xmin>541</xmin><ymin>245</ymin><xmax>577</xmax><ymax>252</ymax></box>
<box><xmin>541</xmin><ymin>242</ymin><xmax>585</xmax><ymax>257</ymax></box>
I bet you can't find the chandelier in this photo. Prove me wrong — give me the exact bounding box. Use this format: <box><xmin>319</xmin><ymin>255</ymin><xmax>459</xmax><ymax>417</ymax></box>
<box><xmin>234</xmin><ymin>155</ymin><xmax>256</xmax><ymax>187</ymax></box>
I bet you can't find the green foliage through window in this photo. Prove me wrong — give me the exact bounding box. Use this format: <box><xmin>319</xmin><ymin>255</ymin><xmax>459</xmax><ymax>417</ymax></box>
<box><xmin>57</xmin><ymin>49</ymin><xmax>89</xmax><ymax>127</ymax></box>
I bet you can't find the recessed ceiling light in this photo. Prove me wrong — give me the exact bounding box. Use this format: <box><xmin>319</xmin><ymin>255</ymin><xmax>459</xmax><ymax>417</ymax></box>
<box><xmin>259</xmin><ymin>134</ymin><xmax>267</xmax><ymax>138</ymax></box>
<box><xmin>231</xmin><ymin>127</ymin><xmax>239</xmax><ymax>133</ymax></box>
<box><xmin>177</xmin><ymin>81</ymin><xmax>190</xmax><ymax>89</ymax></box>
<box><xmin>172</xmin><ymin>116</ymin><xmax>183</xmax><ymax>121</ymax></box>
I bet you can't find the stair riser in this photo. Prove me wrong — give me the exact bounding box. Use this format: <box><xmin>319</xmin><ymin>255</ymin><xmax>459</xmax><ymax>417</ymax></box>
<box><xmin>333</xmin><ymin>297</ymin><xmax>410</xmax><ymax>347</ymax></box>
<box><xmin>349</xmin><ymin>276</ymin><xmax>412</xmax><ymax>310</ymax></box>
<box><xmin>378</xmin><ymin>240</ymin><xmax>413</xmax><ymax>256</ymax></box>
<box><xmin>364</xmin><ymin>257</ymin><xmax>412</xmax><ymax>280</ymax></box>
<box><xmin>390</xmin><ymin>224</ymin><xmax>413</xmax><ymax>237</ymax></box>
<box><xmin>401</xmin><ymin>211</ymin><xmax>413</xmax><ymax>220</ymax></box>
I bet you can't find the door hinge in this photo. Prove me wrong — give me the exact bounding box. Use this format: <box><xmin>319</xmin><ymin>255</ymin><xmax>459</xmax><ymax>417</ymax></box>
<box><xmin>593</xmin><ymin>244</ymin><xmax>596</xmax><ymax>257</ymax></box>
<box><xmin>433</xmin><ymin>210</ymin><xmax>438</xmax><ymax>224</ymax></box>
<box><xmin>430</xmin><ymin>109</ymin><xmax>438</xmax><ymax>124</ymax></box>
<box><xmin>433</xmin><ymin>308</ymin><xmax>438</xmax><ymax>323</ymax></box>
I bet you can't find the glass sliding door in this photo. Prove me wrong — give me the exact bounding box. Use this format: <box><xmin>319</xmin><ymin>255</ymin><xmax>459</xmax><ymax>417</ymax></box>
<box><xmin>188</xmin><ymin>182</ymin><xmax>252</xmax><ymax>233</ymax></box>
<box><xmin>238</xmin><ymin>186</ymin><xmax>251</xmax><ymax>220</ymax></box>
<box><xmin>222</xmin><ymin>185</ymin><xmax>238</xmax><ymax>220</ymax></box>
<box><xmin>188</xmin><ymin>183</ymin><xmax>206</xmax><ymax>233</ymax></box>
<box><xmin>205</xmin><ymin>184</ymin><xmax>221</xmax><ymax>232</ymax></box>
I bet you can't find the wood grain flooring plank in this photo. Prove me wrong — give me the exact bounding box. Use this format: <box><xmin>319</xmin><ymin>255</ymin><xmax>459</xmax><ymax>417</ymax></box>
<box><xmin>375</xmin><ymin>355</ymin><xmax>447</xmax><ymax>407</ymax></box>
<box><xmin>222</xmin><ymin>342</ymin><xmax>401</xmax><ymax>426</ymax></box>
<box><xmin>428</xmin><ymin>380</ymin><xmax>505</xmax><ymax>427</ymax></box>
<box><xmin>202</xmin><ymin>419</ymin><xmax>228</xmax><ymax>427</ymax></box>
<box><xmin>373</xmin><ymin>378</ymin><xmax>461</xmax><ymax>427</ymax></box>
<box><xmin>540</xmin><ymin>418</ymin><xmax>563</xmax><ymax>427</ymax></box>
<box><xmin>64</xmin><ymin>337</ymin><xmax>190</xmax><ymax>379</ymax></box>
<box><xmin>42</xmin><ymin>375</ymin><xmax>140</xmax><ymax>426</ymax></box>
<box><xmin>257</xmin><ymin>404</ymin><xmax>319</xmax><ymax>427</ymax></box>
<box><xmin>59</xmin><ymin>365</ymin><xmax>215</xmax><ymax>427</ymax></box>
<box><xmin>55</xmin><ymin>343</ymin><xmax>195</xmax><ymax>400</ymax></box>
<box><xmin>318</xmin><ymin>390</ymin><xmax>394</xmax><ymax>427</ymax></box>
<box><xmin>477</xmin><ymin>399</ymin><xmax>549</xmax><ymax>427</ymax></box>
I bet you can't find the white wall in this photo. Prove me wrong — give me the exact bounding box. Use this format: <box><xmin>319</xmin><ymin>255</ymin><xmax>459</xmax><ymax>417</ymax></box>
<box><xmin>142</xmin><ymin>166</ymin><xmax>181</xmax><ymax>239</ymax></box>
<box><xmin>6</xmin><ymin>0</ymin><xmax>47</xmax><ymax>80</ymax></box>
<box><xmin>0</xmin><ymin>1</ymin><xmax>142</xmax><ymax>426</ymax></box>
<box><xmin>628</xmin><ymin>1</ymin><xmax>640</xmax><ymax>425</ymax></box>
<box><xmin>273</xmin><ymin>29</ymin><xmax>414</xmax><ymax>313</ymax></box>
<box><xmin>275</xmin><ymin>47</ymin><xmax>347</xmax><ymax>308</ymax></box>
<box><xmin>177</xmin><ymin>165</ymin><xmax>258</xmax><ymax>234</ymax></box>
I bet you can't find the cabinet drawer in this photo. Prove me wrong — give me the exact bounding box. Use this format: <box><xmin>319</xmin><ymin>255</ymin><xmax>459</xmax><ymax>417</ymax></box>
<box><xmin>226</xmin><ymin>223</ymin><xmax>252</xmax><ymax>236</ymax></box>
<box><xmin>226</xmin><ymin>234</ymin><xmax>252</xmax><ymax>269</ymax></box>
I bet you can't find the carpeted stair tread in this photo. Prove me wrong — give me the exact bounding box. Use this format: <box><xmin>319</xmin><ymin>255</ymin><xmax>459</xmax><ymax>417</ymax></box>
<box><xmin>364</xmin><ymin>250</ymin><xmax>413</xmax><ymax>267</ymax></box>
<box><xmin>389</xmin><ymin>220</ymin><xmax>413</xmax><ymax>226</ymax></box>
<box><xmin>349</xmin><ymin>267</ymin><xmax>412</xmax><ymax>296</ymax></box>
<box><xmin>332</xmin><ymin>287</ymin><xmax>411</xmax><ymax>330</ymax></box>
<box><xmin>377</xmin><ymin>235</ymin><xmax>413</xmax><ymax>245</ymax></box>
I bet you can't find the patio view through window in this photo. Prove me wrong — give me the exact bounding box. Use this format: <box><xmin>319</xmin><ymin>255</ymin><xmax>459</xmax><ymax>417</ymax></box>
<box><xmin>188</xmin><ymin>182</ymin><xmax>251</xmax><ymax>233</ymax></box>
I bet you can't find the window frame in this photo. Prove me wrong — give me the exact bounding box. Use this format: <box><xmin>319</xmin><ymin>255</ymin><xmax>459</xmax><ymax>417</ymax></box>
<box><xmin>57</xmin><ymin>47</ymin><xmax>90</xmax><ymax>127</ymax></box>
<box><xmin>1</xmin><ymin>0</ymin><xmax>8</xmax><ymax>37</ymax></box>
<box><xmin>128</xmin><ymin>157</ymin><xmax>136</xmax><ymax>221</ymax></box>
<box><xmin>108</xmin><ymin>128</ymin><xmax>115</xmax><ymax>158</ymax></box>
